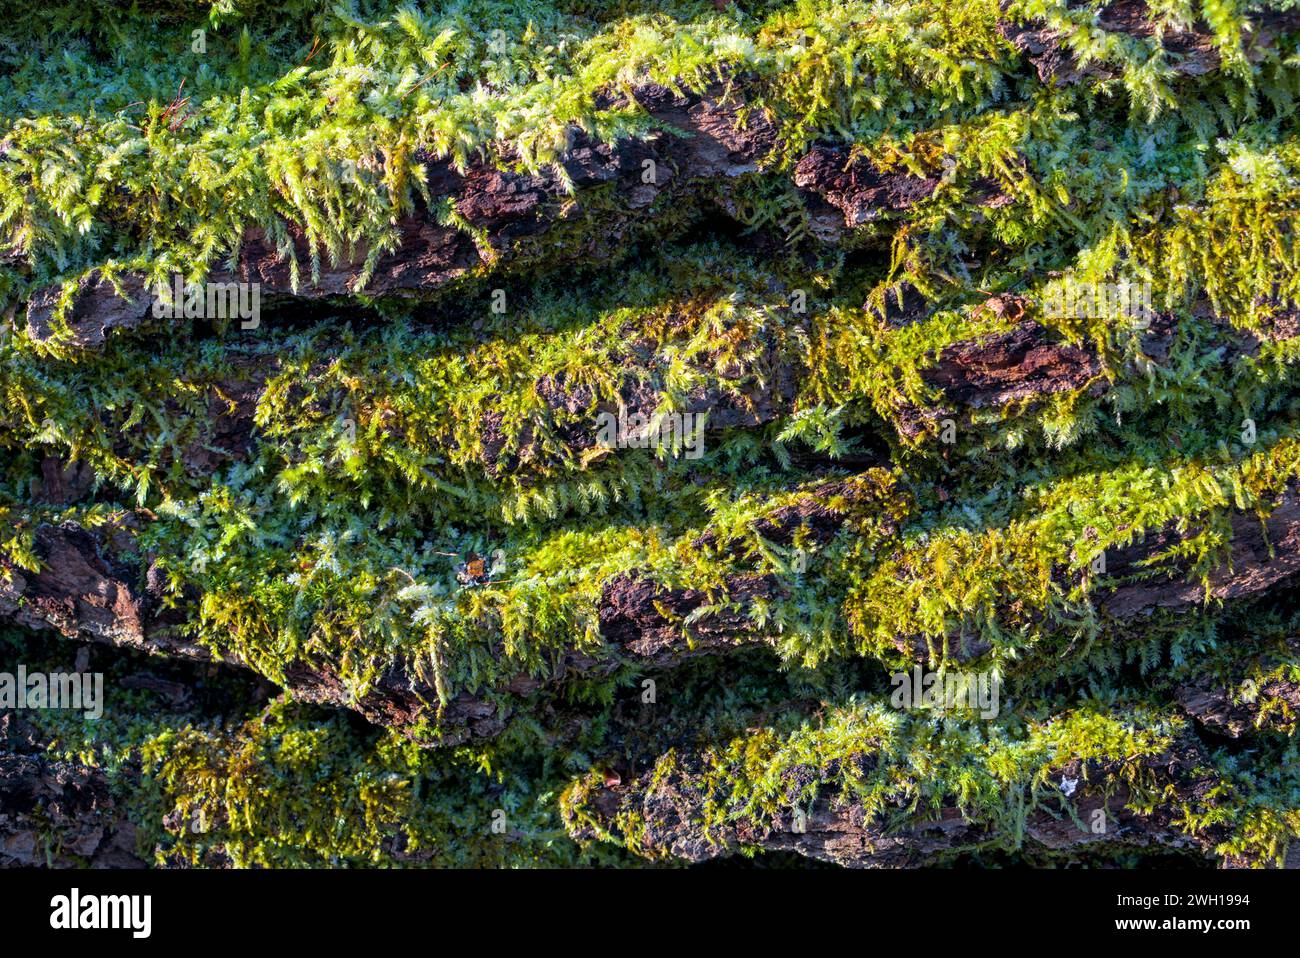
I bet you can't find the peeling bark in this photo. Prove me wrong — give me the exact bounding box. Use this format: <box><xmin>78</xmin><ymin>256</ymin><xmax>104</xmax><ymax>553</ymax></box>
<box><xmin>30</xmin><ymin>468</ymin><xmax>1300</xmax><ymax>744</ymax></box>
<box><xmin>11</xmin><ymin>472</ymin><xmax>1300</xmax><ymax>746</ymax></box>
<box><xmin>923</xmin><ymin>320</ymin><xmax>1100</xmax><ymax>409</ymax></box>
<box><xmin>894</xmin><ymin>491</ymin><xmax>1300</xmax><ymax>667</ymax></box>
<box><xmin>0</xmin><ymin>519</ymin><xmax>200</xmax><ymax>660</ymax></box>
<box><xmin>598</xmin><ymin>573</ymin><xmax>781</xmax><ymax>660</ymax></box>
<box><xmin>891</xmin><ymin>293</ymin><xmax>1289</xmax><ymax>442</ymax></box>
<box><xmin>1101</xmin><ymin>491</ymin><xmax>1300</xmax><ymax>617</ymax></box>
<box><xmin>20</xmin><ymin>84</ymin><xmax>967</xmax><ymax>351</ymax></box>
<box><xmin>287</xmin><ymin>568</ymin><xmax>794</xmax><ymax>745</ymax></box>
<box><xmin>1178</xmin><ymin>674</ymin><xmax>1300</xmax><ymax>737</ymax></box>
<box><xmin>0</xmin><ymin>475</ymin><xmax>891</xmax><ymax>745</ymax></box>
<box><xmin>24</xmin><ymin>274</ymin><xmax>152</xmax><ymax>349</ymax></box>
<box><xmin>280</xmin><ymin>478</ymin><xmax>903</xmax><ymax>735</ymax></box>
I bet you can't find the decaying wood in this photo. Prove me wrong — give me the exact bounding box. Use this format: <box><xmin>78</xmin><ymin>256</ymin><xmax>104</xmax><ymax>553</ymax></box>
<box><xmin>998</xmin><ymin>0</ymin><xmax>1300</xmax><ymax>87</ymax></box>
<box><xmin>9</xmin><ymin>465</ymin><xmax>1300</xmax><ymax>742</ymax></box>
<box><xmin>19</xmin><ymin>83</ymin><xmax>967</xmax><ymax>350</ymax></box>
<box><xmin>566</xmin><ymin>732</ymin><xmax>1229</xmax><ymax>867</ymax></box>
<box><xmin>1176</xmin><ymin>638</ymin><xmax>1300</xmax><ymax>737</ymax></box>
<box><xmin>0</xmin><ymin>715</ymin><xmax>143</xmax><ymax>868</ymax></box>
<box><xmin>23</xmin><ymin>84</ymin><xmax>781</xmax><ymax>348</ymax></box>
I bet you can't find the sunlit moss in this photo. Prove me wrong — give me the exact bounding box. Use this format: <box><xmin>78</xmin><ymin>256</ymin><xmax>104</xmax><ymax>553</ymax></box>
<box><xmin>6</xmin><ymin>0</ymin><xmax>1300</xmax><ymax>869</ymax></box>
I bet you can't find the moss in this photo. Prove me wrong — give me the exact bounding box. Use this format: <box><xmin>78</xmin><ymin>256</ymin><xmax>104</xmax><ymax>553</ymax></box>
<box><xmin>7</xmin><ymin>0</ymin><xmax>1300</xmax><ymax>869</ymax></box>
<box><xmin>1</xmin><ymin>625</ymin><xmax>628</xmax><ymax>866</ymax></box>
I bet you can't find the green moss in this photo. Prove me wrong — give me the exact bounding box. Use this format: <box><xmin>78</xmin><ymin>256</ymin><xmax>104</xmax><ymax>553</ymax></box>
<box><xmin>8</xmin><ymin>0</ymin><xmax>1300</xmax><ymax>869</ymax></box>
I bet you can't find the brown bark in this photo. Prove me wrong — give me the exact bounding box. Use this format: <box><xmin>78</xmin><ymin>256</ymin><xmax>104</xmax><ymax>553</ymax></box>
<box><xmin>998</xmin><ymin>0</ymin><xmax>1300</xmax><ymax>87</ymax></box>
<box><xmin>18</xmin><ymin>82</ymin><xmax>969</xmax><ymax>350</ymax></box>
<box><xmin>20</xmin><ymin>463</ymin><xmax>1300</xmax><ymax>742</ymax></box>
<box><xmin>0</xmin><ymin>716</ymin><xmax>144</xmax><ymax>868</ymax></box>
<box><xmin>1101</xmin><ymin>492</ymin><xmax>1300</xmax><ymax>617</ymax></box>
<box><xmin>31</xmin><ymin>456</ymin><xmax>97</xmax><ymax>506</ymax></box>
<box><xmin>1176</xmin><ymin>638</ymin><xmax>1300</xmax><ymax>737</ymax></box>
<box><xmin>598</xmin><ymin>573</ymin><xmax>782</xmax><ymax>660</ymax></box>
<box><xmin>567</xmin><ymin>732</ymin><xmax>1225</xmax><ymax>867</ymax></box>
<box><xmin>291</xmin><ymin>476</ymin><xmax>910</xmax><ymax>740</ymax></box>
<box><xmin>23</xmin><ymin>84</ymin><xmax>780</xmax><ymax>348</ymax></box>
<box><xmin>24</xmin><ymin>274</ymin><xmax>154</xmax><ymax>349</ymax></box>
<box><xmin>0</xmin><ymin>474</ymin><xmax>893</xmax><ymax>744</ymax></box>
<box><xmin>1177</xmin><ymin>675</ymin><xmax>1300</xmax><ymax>737</ymax></box>
<box><xmin>895</xmin><ymin>298</ymin><xmax>1105</xmax><ymax>439</ymax></box>
<box><xmin>11</xmin><ymin>468</ymin><xmax>1299</xmax><ymax>746</ymax></box>
<box><xmin>482</xmin><ymin>327</ymin><xmax>801</xmax><ymax>474</ymax></box>
<box><xmin>0</xmin><ymin>518</ymin><xmax>200</xmax><ymax>661</ymax></box>
<box><xmin>792</xmin><ymin>144</ymin><xmax>939</xmax><ymax>233</ymax></box>
<box><xmin>893</xmin><ymin>489</ymin><xmax>1300</xmax><ymax>666</ymax></box>
<box><xmin>923</xmin><ymin>319</ymin><xmax>1099</xmax><ymax>407</ymax></box>
<box><xmin>891</xmin><ymin>295</ymin><xmax>1287</xmax><ymax>442</ymax></box>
